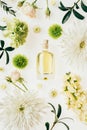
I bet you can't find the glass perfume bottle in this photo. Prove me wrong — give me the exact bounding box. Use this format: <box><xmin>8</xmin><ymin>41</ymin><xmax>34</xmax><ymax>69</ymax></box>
<box><xmin>36</xmin><ymin>40</ymin><xmax>55</xmax><ymax>80</ymax></box>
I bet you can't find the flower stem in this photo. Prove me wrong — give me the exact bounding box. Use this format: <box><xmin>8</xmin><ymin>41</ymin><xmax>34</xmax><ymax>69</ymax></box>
<box><xmin>71</xmin><ymin>0</ymin><xmax>80</xmax><ymax>9</ymax></box>
<box><xmin>74</xmin><ymin>0</ymin><xmax>81</xmax><ymax>6</ymax></box>
<box><xmin>32</xmin><ymin>0</ymin><xmax>38</xmax><ymax>5</ymax></box>
<box><xmin>11</xmin><ymin>82</ymin><xmax>25</xmax><ymax>92</ymax></box>
<box><xmin>21</xmin><ymin>82</ymin><xmax>28</xmax><ymax>91</ymax></box>
<box><xmin>77</xmin><ymin>0</ymin><xmax>80</xmax><ymax>4</ymax></box>
<box><xmin>46</xmin><ymin>0</ymin><xmax>48</xmax><ymax>7</ymax></box>
<box><xmin>50</xmin><ymin>116</ymin><xmax>58</xmax><ymax>130</ymax></box>
<box><xmin>50</xmin><ymin>121</ymin><xmax>56</xmax><ymax>130</ymax></box>
<box><xmin>59</xmin><ymin>117</ymin><xmax>73</xmax><ymax>121</ymax></box>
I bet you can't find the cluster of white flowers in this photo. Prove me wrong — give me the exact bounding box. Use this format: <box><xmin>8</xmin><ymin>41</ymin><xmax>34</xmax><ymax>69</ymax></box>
<box><xmin>63</xmin><ymin>72</ymin><xmax>87</xmax><ymax>123</ymax></box>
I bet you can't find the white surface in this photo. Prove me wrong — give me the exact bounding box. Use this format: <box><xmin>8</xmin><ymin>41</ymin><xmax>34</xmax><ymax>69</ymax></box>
<box><xmin>0</xmin><ymin>0</ymin><xmax>87</xmax><ymax>130</ymax></box>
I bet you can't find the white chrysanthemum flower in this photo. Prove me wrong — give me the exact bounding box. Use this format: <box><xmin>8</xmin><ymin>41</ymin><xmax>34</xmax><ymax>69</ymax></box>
<box><xmin>60</xmin><ymin>21</ymin><xmax>87</xmax><ymax>69</ymax></box>
<box><xmin>0</xmin><ymin>90</ymin><xmax>47</xmax><ymax>130</ymax></box>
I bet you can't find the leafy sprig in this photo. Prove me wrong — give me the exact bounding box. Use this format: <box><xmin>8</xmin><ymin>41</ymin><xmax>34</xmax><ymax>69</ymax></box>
<box><xmin>0</xmin><ymin>25</ymin><xmax>7</xmax><ymax>31</ymax></box>
<box><xmin>59</xmin><ymin>0</ymin><xmax>87</xmax><ymax>24</ymax></box>
<box><xmin>0</xmin><ymin>40</ymin><xmax>15</xmax><ymax>64</ymax></box>
<box><xmin>45</xmin><ymin>103</ymin><xmax>73</xmax><ymax>130</ymax></box>
<box><xmin>0</xmin><ymin>0</ymin><xmax>16</xmax><ymax>16</ymax></box>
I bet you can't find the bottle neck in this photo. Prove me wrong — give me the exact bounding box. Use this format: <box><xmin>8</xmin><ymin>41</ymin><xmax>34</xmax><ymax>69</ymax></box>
<box><xmin>42</xmin><ymin>40</ymin><xmax>49</xmax><ymax>51</ymax></box>
<box><xmin>43</xmin><ymin>48</ymin><xmax>48</xmax><ymax>51</ymax></box>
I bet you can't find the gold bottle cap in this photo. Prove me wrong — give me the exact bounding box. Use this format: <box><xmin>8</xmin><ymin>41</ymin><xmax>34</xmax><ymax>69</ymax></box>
<box><xmin>43</xmin><ymin>40</ymin><xmax>48</xmax><ymax>49</ymax></box>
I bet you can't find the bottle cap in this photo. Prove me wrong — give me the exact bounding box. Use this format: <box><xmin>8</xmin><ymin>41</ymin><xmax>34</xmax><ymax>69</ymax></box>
<box><xmin>43</xmin><ymin>40</ymin><xmax>48</xmax><ymax>49</ymax></box>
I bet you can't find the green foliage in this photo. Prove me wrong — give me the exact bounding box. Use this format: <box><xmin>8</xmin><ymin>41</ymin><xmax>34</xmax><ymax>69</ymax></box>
<box><xmin>12</xmin><ymin>54</ymin><xmax>28</xmax><ymax>69</ymax></box>
<box><xmin>59</xmin><ymin>121</ymin><xmax>70</xmax><ymax>130</ymax></box>
<box><xmin>45</xmin><ymin>103</ymin><xmax>73</xmax><ymax>130</ymax></box>
<box><xmin>57</xmin><ymin>104</ymin><xmax>62</xmax><ymax>118</ymax></box>
<box><xmin>73</xmin><ymin>9</ymin><xmax>84</xmax><ymax>19</ymax></box>
<box><xmin>81</xmin><ymin>0</ymin><xmax>87</xmax><ymax>12</ymax></box>
<box><xmin>48</xmin><ymin>24</ymin><xmax>62</xmax><ymax>39</ymax></box>
<box><xmin>0</xmin><ymin>40</ymin><xmax>15</xmax><ymax>64</ymax></box>
<box><xmin>45</xmin><ymin>122</ymin><xmax>50</xmax><ymax>130</ymax></box>
<box><xmin>59</xmin><ymin>1</ymin><xmax>68</xmax><ymax>11</ymax></box>
<box><xmin>59</xmin><ymin>0</ymin><xmax>87</xmax><ymax>24</ymax></box>
<box><xmin>4</xmin><ymin>19</ymin><xmax>28</xmax><ymax>48</ymax></box>
<box><xmin>49</xmin><ymin>103</ymin><xmax>56</xmax><ymax>113</ymax></box>
<box><xmin>0</xmin><ymin>26</ymin><xmax>7</xmax><ymax>31</ymax></box>
<box><xmin>62</xmin><ymin>10</ymin><xmax>72</xmax><ymax>24</ymax></box>
<box><xmin>0</xmin><ymin>0</ymin><xmax>16</xmax><ymax>16</ymax></box>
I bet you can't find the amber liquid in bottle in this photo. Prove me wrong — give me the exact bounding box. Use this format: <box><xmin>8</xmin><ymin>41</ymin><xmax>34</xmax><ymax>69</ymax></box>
<box><xmin>36</xmin><ymin>40</ymin><xmax>55</xmax><ymax>80</ymax></box>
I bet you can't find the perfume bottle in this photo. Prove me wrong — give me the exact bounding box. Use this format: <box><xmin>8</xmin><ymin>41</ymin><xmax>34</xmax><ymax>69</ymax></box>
<box><xmin>36</xmin><ymin>40</ymin><xmax>55</xmax><ymax>80</ymax></box>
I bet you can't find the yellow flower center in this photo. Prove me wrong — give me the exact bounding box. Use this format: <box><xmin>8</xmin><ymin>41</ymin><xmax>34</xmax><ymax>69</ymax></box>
<box><xmin>19</xmin><ymin>105</ymin><xmax>25</xmax><ymax>112</ymax></box>
<box><xmin>0</xmin><ymin>84</ymin><xmax>6</xmax><ymax>89</ymax></box>
<box><xmin>50</xmin><ymin>90</ymin><xmax>58</xmax><ymax>98</ymax></box>
<box><xmin>80</xmin><ymin>41</ymin><xmax>85</xmax><ymax>49</ymax></box>
<box><xmin>0</xmin><ymin>67</ymin><xmax>4</xmax><ymax>72</ymax></box>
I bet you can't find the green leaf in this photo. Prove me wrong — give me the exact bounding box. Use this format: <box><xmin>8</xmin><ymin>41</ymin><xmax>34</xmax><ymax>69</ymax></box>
<box><xmin>0</xmin><ymin>1</ymin><xmax>16</xmax><ymax>16</ymax></box>
<box><xmin>45</xmin><ymin>122</ymin><xmax>50</xmax><ymax>130</ymax></box>
<box><xmin>51</xmin><ymin>110</ymin><xmax>56</xmax><ymax>114</ymax></box>
<box><xmin>59</xmin><ymin>121</ymin><xmax>70</xmax><ymax>130</ymax></box>
<box><xmin>60</xmin><ymin>1</ymin><xmax>67</xmax><ymax>9</ymax></box>
<box><xmin>0</xmin><ymin>51</ymin><xmax>4</xmax><ymax>59</ymax></box>
<box><xmin>0</xmin><ymin>47</ymin><xmax>3</xmax><ymax>51</ymax></box>
<box><xmin>3</xmin><ymin>5</ymin><xmax>8</xmax><ymax>11</ymax></box>
<box><xmin>57</xmin><ymin>104</ymin><xmax>62</xmax><ymax>118</ymax></box>
<box><xmin>9</xmin><ymin>10</ymin><xmax>16</xmax><ymax>16</ymax></box>
<box><xmin>81</xmin><ymin>0</ymin><xmax>87</xmax><ymax>12</ymax></box>
<box><xmin>5</xmin><ymin>47</ymin><xmax>15</xmax><ymax>51</ymax></box>
<box><xmin>48</xmin><ymin>103</ymin><xmax>56</xmax><ymax>114</ymax></box>
<box><xmin>59</xmin><ymin>6</ymin><xmax>69</xmax><ymax>11</ymax></box>
<box><xmin>62</xmin><ymin>10</ymin><xmax>72</xmax><ymax>24</ymax></box>
<box><xmin>5</xmin><ymin>51</ymin><xmax>9</xmax><ymax>64</ymax></box>
<box><xmin>73</xmin><ymin>9</ymin><xmax>85</xmax><ymax>20</ymax></box>
<box><xmin>59</xmin><ymin>1</ymin><xmax>68</xmax><ymax>11</ymax></box>
<box><xmin>6</xmin><ymin>7</ymin><xmax>9</xmax><ymax>12</ymax></box>
<box><xmin>0</xmin><ymin>40</ymin><xmax>5</xmax><ymax>48</ymax></box>
<box><xmin>0</xmin><ymin>1</ymin><xmax>7</xmax><ymax>5</ymax></box>
<box><xmin>0</xmin><ymin>26</ymin><xmax>7</xmax><ymax>31</ymax></box>
<box><xmin>75</xmin><ymin>3</ymin><xmax>79</xmax><ymax>9</ymax></box>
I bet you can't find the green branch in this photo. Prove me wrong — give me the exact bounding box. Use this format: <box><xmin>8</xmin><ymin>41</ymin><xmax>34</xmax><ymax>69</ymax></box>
<box><xmin>45</xmin><ymin>103</ymin><xmax>73</xmax><ymax>130</ymax></box>
<box><xmin>59</xmin><ymin>0</ymin><xmax>87</xmax><ymax>24</ymax></box>
<box><xmin>0</xmin><ymin>0</ymin><xmax>16</xmax><ymax>16</ymax></box>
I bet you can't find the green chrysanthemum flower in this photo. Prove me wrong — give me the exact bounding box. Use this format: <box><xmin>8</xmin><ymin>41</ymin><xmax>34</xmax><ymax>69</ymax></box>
<box><xmin>12</xmin><ymin>54</ymin><xmax>28</xmax><ymax>69</ymax></box>
<box><xmin>3</xmin><ymin>18</ymin><xmax>28</xmax><ymax>48</ymax></box>
<box><xmin>48</xmin><ymin>24</ymin><xmax>62</xmax><ymax>39</ymax></box>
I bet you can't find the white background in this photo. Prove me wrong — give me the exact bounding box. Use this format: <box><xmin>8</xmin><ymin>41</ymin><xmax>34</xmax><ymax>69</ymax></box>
<box><xmin>0</xmin><ymin>0</ymin><xmax>87</xmax><ymax>130</ymax></box>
